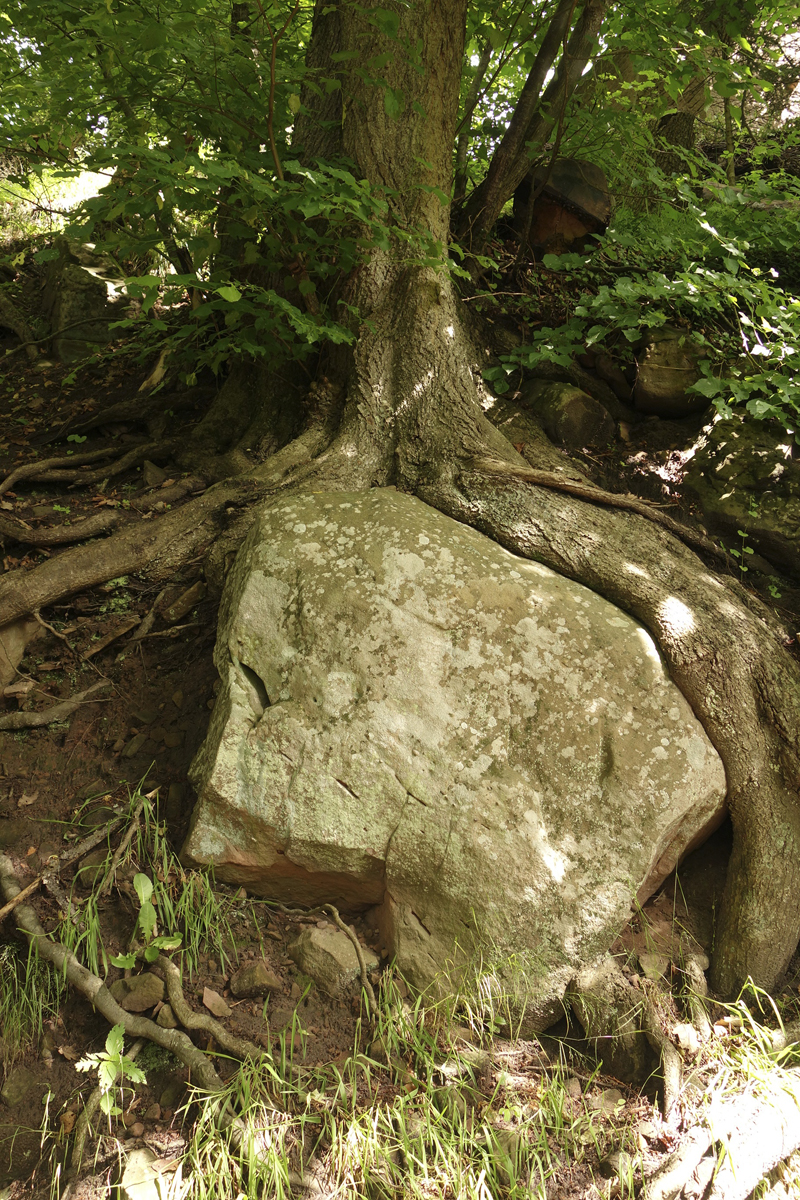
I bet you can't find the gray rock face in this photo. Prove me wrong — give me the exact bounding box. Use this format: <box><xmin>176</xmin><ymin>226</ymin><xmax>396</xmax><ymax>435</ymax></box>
<box><xmin>183</xmin><ymin>491</ymin><xmax>726</xmax><ymax>1022</ymax></box>
<box><xmin>41</xmin><ymin>238</ymin><xmax>128</xmax><ymax>362</ymax></box>
<box><xmin>288</xmin><ymin>926</ymin><xmax>379</xmax><ymax>997</ymax></box>
<box><xmin>684</xmin><ymin>417</ymin><xmax>800</xmax><ymax>580</ymax></box>
<box><xmin>634</xmin><ymin>327</ymin><xmax>707</xmax><ymax>417</ymax></box>
<box><xmin>522</xmin><ymin>380</ymin><xmax>615</xmax><ymax>448</ymax></box>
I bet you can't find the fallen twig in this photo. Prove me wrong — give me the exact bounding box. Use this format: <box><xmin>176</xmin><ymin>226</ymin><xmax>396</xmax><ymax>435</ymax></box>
<box><xmin>32</xmin><ymin>608</ymin><xmax>78</xmax><ymax>657</ymax></box>
<box><xmin>0</xmin><ymin>678</ymin><xmax>111</xmax><ymax>730</ymax></box>
<box><xmin>82</xmin><ymin>615</ymin><xmax>140</xmax><ymax>660</ymax></box>
<box><xmin>0</xmin><ymin>810</ymin><xmax>127</xmax><ymax>924</ymax></box>
<box><xmin>129</xmin><ymin>588</ymin><xmax>167</xmax><ymax>643</ymax></box>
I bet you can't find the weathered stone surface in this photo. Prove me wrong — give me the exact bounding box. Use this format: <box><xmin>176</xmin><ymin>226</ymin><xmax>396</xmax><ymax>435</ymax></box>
<box><xmin>155</xmin><ymin>1004</ymin><xmax>178</xmax><ymax>1029</ymax></box>
<box><xmin>683</xmin><ymin>417</ymin><xmax>800</xmax><ymax>580</ymax></box>
<box><xmin>634</xmin><ymin>326</ymin><xmax>707</xmax><ymax>417</ymax></box>
<box><xmin>288</xmin><ymin>926</ymin><xmax>379</xmax><ymax>998</ymax></box>
<box><xmin>119</xmin><ymin>1146</ymin><xmax>163</xmax><ymax>1200</ymax></box>
<box><xmin>41</xmin><ymin>238</ymin><xmax>128</xmax><ymax>362</ymax></box>
<box><xmin>0</xmin><ymin>1067</ymin><xmax>44</xmax><ymax>1109</ymax></box>
<box><xmin>230</xmin><ymin>960</ymin><xmax>283</xmax><ymax>998</ymax></box>
<box><xmin>183</xmin><ymin>491</ymin><xmax>726</xmax><ymax>1022</ymax></box>
<box><xmin>109</xmin><ymin>973</ymin><xmax>165</xmax><ymax>1012</ymax></box>
<box><xmin>522</xmin><ymin>380</ymin><xmax>615</xmax><ymax>448</ymax></box>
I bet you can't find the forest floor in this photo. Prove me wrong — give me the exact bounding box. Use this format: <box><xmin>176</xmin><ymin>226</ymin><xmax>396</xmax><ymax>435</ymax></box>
<box><xmin>2</xmin><ymin>340</ymin><xmax>800</xmax><ymax>1199</ymax></box>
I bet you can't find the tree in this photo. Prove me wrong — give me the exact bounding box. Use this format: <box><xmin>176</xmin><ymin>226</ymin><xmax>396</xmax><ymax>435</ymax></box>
<box><xmin>1</xmin><ymin>0</ymin><xmax>800</xmax><ymax>1005</ymax></box>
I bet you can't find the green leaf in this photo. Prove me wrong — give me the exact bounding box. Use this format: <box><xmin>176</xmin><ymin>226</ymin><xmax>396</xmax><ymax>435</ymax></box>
<box><xmin>110</xmin><ymin>952</ymin><xmax>137</xmax><ymax>969</ymax></box>
<box><xmin>138</xmin><ymin>899</ymin><xmax>157</xmax><ymax>942</ymax></box>
<box><xmin>133</xmin><ymin>874</ymin><xmax>153</xmax><ymax>906</ymax></box>
<box><xmin>151</xmin><ymin>935</ymin><xmax>182</xmax><ymax>950</ymax></box>
<box><xmin>144</xmin><ymin>945</ymin><xmax>159</xmax><ymax>962</ymax></box>
<box><xmin>216</xmin><ymin>285</ymin><xmax>242</xmax><ymax>303</ymax></box>
<box><xmin>105</xmin><ymin>1025</ymin><xmax>125</xmax><ymax>1058</ymax></box>
<box><xmin>372</xmin><ymin>7</ymin><xmax>400</xmax><ymax>38</ymax></box>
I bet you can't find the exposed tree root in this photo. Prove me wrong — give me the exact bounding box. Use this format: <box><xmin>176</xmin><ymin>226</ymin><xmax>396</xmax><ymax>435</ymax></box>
<box><xmin>0</xmin><ymin>476</ymin><xmax>267</xmax><ymax>625</ymax></box>
<box><xmin>0</xmin><ymin>677</ymin><xmax>111</xmax><ymax>730</ymax></box>
<box><xmin>0</xmin><ymin>852</ymin><xmax>224</xmax><ymax>1092</ymax></box>
<box><xmin>0</xmin><ymin>446</ymin><xmax>124</xmax><ymax>496</ymax></box>
<box><xmin>640</xmin><ymin>985</ymin><xmax>682</xmax><ymax>1118</ymax></box>
<box><xmin>643</xmin><ymin>1080</ymin><xmax>800</xmax><ymax>1200</ymax></box>
<box><xmin>469</xmin><ymin>458</ymin><xmax>729</xmax><ymax>563</ymax></box>
<box><xmin>0</xmin><ymin>507</ymin><xmax>131</xmax><ymax>546</ymax></box>
<box><xmin>157</xmin><ymin>954</ymin><xmax>265</xmax><ymax>1060</ymax></box>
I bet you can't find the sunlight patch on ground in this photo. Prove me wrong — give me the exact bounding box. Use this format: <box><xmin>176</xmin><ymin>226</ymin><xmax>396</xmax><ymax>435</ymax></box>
<box><xmin>623</xmin><ymin>562</ymin><xmax>649</xmax><ymax>577</ymax></box>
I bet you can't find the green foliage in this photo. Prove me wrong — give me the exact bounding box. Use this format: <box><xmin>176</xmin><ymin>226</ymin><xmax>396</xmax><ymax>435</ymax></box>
<box><xmin>484</xmin><ymin>181</ymin><xmax>800</xmax><ymax>429</ymax></box>
<box><xmin>75</xmin><ymin>1024</ymin><xmax>147</xmax><ymax>1116</ymax></box>
<box><xmin>0</xmin><ymin>943</ymin><xmax>65</xmax><ymax>1067</ymax></box>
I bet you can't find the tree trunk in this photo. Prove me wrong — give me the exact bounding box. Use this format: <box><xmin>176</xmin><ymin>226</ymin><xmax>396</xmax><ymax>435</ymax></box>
<box><xmin>457</xmin><ymin>0</ymin><xmax>607</xmax><ymax>255</ymax></box>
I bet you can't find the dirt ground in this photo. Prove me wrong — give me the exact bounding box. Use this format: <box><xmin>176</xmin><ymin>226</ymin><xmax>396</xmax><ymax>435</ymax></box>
<box><xmin>2</xmin><ymin>337</ymin><xmax>800</xmax><ymax>1196</ymax></box>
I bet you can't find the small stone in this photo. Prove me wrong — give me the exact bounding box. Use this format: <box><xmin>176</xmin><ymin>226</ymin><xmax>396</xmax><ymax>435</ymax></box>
<box><xmin>109</xmin><ymin>973</ymin><xmax>165</xmax><ymax>1012</ymax></box>
<box><xmin>674</xmin><ymin>1022</ymin><xmax>701</xmax><ymax>1054</ymax></box>
<box><xmin>158</xmin><ymin>1077</ymin><xmax>185</xmax><ymax>1110</ymax></box>
<box><xmin>156</xmin><ymin>1004</ymin><xmax>179</xmax><ymax>1029</ymax></box>
<box><xmin>202</xmin><ymin>987</ymin><xmax>231</xmax><ymax>1017</ymax></box>
<box><xmin>0</xmin><ymin>1066</ymin><xmax>43</xmax><ymax>1108</ymax></box>
<box><xmin>290</xmin><ymin>982</ymin><xmax>302</xmax><ymax>1000</ymax></box>
<box><xmin>163</xmin><ymin>729</ymin><xmax>183</xmax><ymax>749</ymax></box>
<box><xmin>230</xmin><ymin>961</ymin><xmax>282</xmax><ymax>999</ymax></box>
<box><xmin>123</xmin><ymin>733</ymin><xmax>148</xmax><ymax>759</ymax></box>
<box><xmin>599</xmin><ymin>1149</ymin><xmax>636</xmax><ymax>1180</ymax></box>
<box><xmin>171</xmin><ymin>689</ymin><xmax>183</xmax><ymax>708</ymax></box>
<box><xmin>595</xmin><ymin>1087</ymin><xmax>625</xmax><ymax>1115</ymax></box>
<box><xmin>565</xmin><ymin>1076</ymin><xmax>582</xmax><ymax>1099</ymax></box>
<box><xmin>113</xmin><ymin>737</ymin><xmax>126</xmax><ymax>753</ymax></box>
<box><xmin>639</xmin><ymin>952</ymin><xmax>670</xmax><ymax>980</ymax></box>
<box><xmin>166</xmin><ymin>782</ymin><xmax>184</xmax><ymax>822</ymax></box>
<box><xmin>142</xmin><ymin>461</ymin><xmax>168</xmax><ymax>488</ymax></box>
<box><xmin>235</xmin><ymin>886</ymin><xmax>247</xmax><ymax>899</ymax></box>
<box><xmin>119</xmin><ymin>1144</ymin><xmax>157</xmax><ymax>1200</ymax></box>
<box><xmin>144</xmin><ymin>1103</ymin><xmax>161</xmax><ymax>1122</ymax></box>
<box><xmin>164</xmin><ymin>582</ymin><xmax>206</xmax><ymax>624</ymax></box>
<box><xmin>288</xmin><ymin>926</ymin><xmax>379</xmax><ymax>998</ymax></box>
<box><xmin>132</xmin><ymin>708</ymin><xmax>158</xmax><ymax>726</ymax></box>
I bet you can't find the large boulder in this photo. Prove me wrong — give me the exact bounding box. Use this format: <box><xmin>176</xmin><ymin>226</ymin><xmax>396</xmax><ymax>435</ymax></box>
<box><xmin>634</xmin><ymin>326</ymin><xmax>708</xmax><ymax>417</ymax></box>
<box><xmin>521</xmin><ymin>380</ymin><xmax>615</xmax><ymax>449</ymax></box>
<box><xmin>514</xmin><ymin>158</ymin><xmax>611</xmax><ymax>255</ymax></box>
<box><xmin>41</xmin><ymin>238</ymin><xmax>128</xmax><ymax>361</ymax></box>
<box><xmin>183</xmin><ymin>491</ymin><xmax>726</xmax><ymax>1024</ymax></box>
